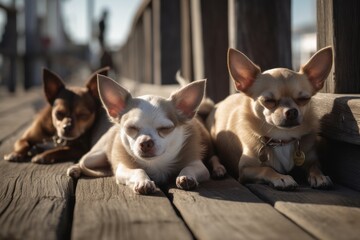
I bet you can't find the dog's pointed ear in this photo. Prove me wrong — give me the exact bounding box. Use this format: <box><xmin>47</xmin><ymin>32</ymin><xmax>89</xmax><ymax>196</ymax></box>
<box><xmin>300</xmin><ymin>46</ymin><xmax>333</xmax><ymax>92</ymax></box>
<box><xmin>97</xmin><ymin>74</ymin><xmax>132</xmax><ymax>119</ymax></box>
<box><xmin>43</xmin><ymin>68</ymin><xmax>65</xmax><ymax>104</ymax></box>
<box><xmin>170</xmin><ymin>79</ymin><xmax>206</xmax><ymax>120</ymax></box>
<box><xmin>86</xmin><ymin>66</ymin><xmax>110</xmax><ymax>99</ymax></box>
<box><xmin>228</xmin><ymin>48</ymin><xmax>261</xmax><ymax>93</ymax></box>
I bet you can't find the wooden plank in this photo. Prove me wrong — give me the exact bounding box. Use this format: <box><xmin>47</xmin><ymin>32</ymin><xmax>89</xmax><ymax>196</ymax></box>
<box><xmin>180</xmin><ymin>0</ymin><xmax>193</xmax><ymax>81</ymax></box>
<box><xmin>318</xmin><ymin>138</ymin><xmax>360</xmax><ymax>191</ymax></box>
<box><xmin>0</xmin><ymin>88</ymin><xmax>43</xmax><ymax>114</ymax></box>
<box><xmin>0</xmin><ymin>87</ymin><xmax>45</xmax><ymax>143</ymax></box>
<box><xmin>152</xmin><ymin>0</ymin><xmax>161</xmax><ymax>85</ymax></box>
<box><xmin>332</xmin><ymin>0</ymin><xmax>360</xmax><ymax>93</ymax></box>
<box><xmin>247</xmin><ymin>184</ymin><xmax>360</xmax><ymax>206</ymax></box>
<box><xmin>247</xmin><ymin>184</ymin><xmax>360</xmax><ymax>240</ymax></box>
<box><xmin>276</xmin><ymin>203</ymin><xmax>360</xmax><ymax>240</ymax></box>
<box><xmin>313</xmin><ymin>93</ymin><xmax>360</xmax><ymax>145</ymax></box>
<box><xmin>143</xmin><ymin>7</ymin><xmax>153</xmax><ymax>84</ymax></box>
<box><xmin>317</xmin><ymin>0</ymin><xmax>335</xmax><ymax>93</ymax></box>
<box><xmin>0</xmin><ymin>127</ymin><xmax>74</xmax><ymax>240</ymax></box>
<box><xmin>190</xmin><ymin>0</ymin><xmax>204</xmax><ymax>81</ymax></box>
<box><xmin>317</xmin><ymin>0</ymin><xmax>360</xmax><ymax>93</ymax></box>
<box><xmin>159</xmin><ymin>0</ymin><xmax>181</xmax><ymax>85</ymax></box>
<box><xmin>0</xmin><ymin>107</ymin><xmax>36</xmax><ymax>143</ymax></box>
<box><xmin>169</xmin><ymin>178</ymin><xmax>313</xmax><ymax>240</ymax></box>
<box><xmin>234</xmin><ymin>0</ymin><xmax>292</xmax><ymax>70</ymax></box>
<box><xmin>201</xmin><ymin>0</ymin><xmax>229</xmax><ymax>102</ymax></box>
<box><xmin>72</xmin><ymin>177</ymin><xmax>192</xmax><ymax>240</ymax></box>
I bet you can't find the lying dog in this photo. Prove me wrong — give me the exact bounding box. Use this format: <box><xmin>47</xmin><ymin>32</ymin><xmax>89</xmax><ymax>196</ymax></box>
<box><xmin>206</xmin><ymin>46</ymin><xmax>333</xmax><ymax>190</ymax></box>
<box><xmin>4</xmin><ymin>67</ymin><xmax>109</xmax><ymax>164</ymax></box>
<box><xmin>67</xmin><ymin>75</ymin><xmax>210</xmax><ymax>194</ymax></box>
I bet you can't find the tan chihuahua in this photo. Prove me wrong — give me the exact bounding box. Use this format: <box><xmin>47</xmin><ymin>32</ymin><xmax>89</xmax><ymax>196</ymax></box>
<box><xmin>67</xmin><ymin>75</ymin><xmax>210</xmax><ymax>194</ymax></box>
<box><xmin>206</xmin><ymin>46</ymin><xmax>333</xmax><ymax>190</ymax></box>
<box><xmin>4</xmin><ymin>67</ymin><xmax>109</xmax><ymax>164</ymax></box>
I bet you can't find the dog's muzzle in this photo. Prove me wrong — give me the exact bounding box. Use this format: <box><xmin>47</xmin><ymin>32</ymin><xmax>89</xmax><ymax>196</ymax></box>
<box><xmin>62</xmin><ymin>118</ymin><xmax>73</xmax><ymax>134</ymax></box>
<box><xmin>139</xmin><ymin>139</ymin><xmax>156</xmax><ymax>158</ymax></box>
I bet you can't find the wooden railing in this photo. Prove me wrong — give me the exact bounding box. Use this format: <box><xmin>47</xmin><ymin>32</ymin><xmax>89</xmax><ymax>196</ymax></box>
<box><xmin>119</xmin><ymin>0</ymin><xmax>360</xmax><ymax>102</ymax></box>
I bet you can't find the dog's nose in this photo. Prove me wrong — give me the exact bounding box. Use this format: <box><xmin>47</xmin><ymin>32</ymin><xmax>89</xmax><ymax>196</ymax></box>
<box><xmin>140</xmin><ymin>139</ymin><xmax>154</xmax><ymax>153</ymax></box>
<box><xmin>285</xmin><ymin>108</ymin><xmax>298</xmax><ymax>120</ymax></box>
<box><xmin>63</xmin><ymin>119</ymin><xmax>72</xmax><ymax>134</ymax></box>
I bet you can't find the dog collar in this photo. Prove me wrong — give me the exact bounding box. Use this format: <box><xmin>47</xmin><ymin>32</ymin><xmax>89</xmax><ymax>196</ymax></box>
<box><xmin>27</xmin><ymin>136</ymin><xmax>68</xmax><ymax>157</ymax></box>
<box><xmin>258</xmin><ymin>137</ymin><xmax>305</xmax><ymax>166</ymax></box>
<box><xmin>51</xmin><ymin>135</ymin><xmax>68</xmax><ymax>147</ymax></box>
<box><xmin>260</xmin><ymin>136</ymin><xmax>296</xmax><ymax>148</ymax></box>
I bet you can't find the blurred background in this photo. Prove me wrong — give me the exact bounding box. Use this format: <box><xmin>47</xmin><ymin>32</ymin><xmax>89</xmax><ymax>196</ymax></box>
<box><xmin>0</xmin><ymin>0</ymin><xmax>316</xmax><ymax>101</ymax></box>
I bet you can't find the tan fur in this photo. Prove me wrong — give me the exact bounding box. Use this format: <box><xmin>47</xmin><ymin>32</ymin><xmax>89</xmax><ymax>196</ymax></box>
<box><xmin>207</xmin><ymin>47</ymin><xmax>333</xmax><ymax>190</ymax></box>
<box><xmin>68</xmin><ymin>76</ymin><xmax>211</xmax><ymax>194</ymax></box>
<box><xmin>176</xmin><ymin>71</ymin><xmax>226</xmax><ymax>178</ymax></box>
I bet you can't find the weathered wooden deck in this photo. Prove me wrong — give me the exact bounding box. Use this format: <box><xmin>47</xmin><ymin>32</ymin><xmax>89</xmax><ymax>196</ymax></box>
<box><xmin>1</xmin><ymin>83</ymin><xmax>360</xmax><ymax>240</ymax></box>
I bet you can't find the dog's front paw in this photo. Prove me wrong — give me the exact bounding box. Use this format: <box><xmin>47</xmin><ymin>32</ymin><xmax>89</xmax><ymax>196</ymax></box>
<box><xmin>31</xmin><ymin>154</ymin><xmax>55</xmax><ymax>164</ymax></box>
<box><xmin>212</xmin><ymin>165</ymin><xmax>227</xmax><ymax>179</ymax></box>
<box><xmin>308</xmin><ymin>174</ymin><xmax>333</xmax><ymax>189</ymax></box>
<box><xmin>176</xmin><ymin>176</ymin><xmax>198</xmax><ymax>190</ymax></box>
<box><xmin>209</xmin><ymin>155</ymin><xmax>227</xmax><ymax>179</ymax></box>
<box><xmin>133</xmin><ymin>180</ymin><xmax>157</xmax><ymax>195</ymax></box>
<box><xmin>4</xmin><ymin>152</ymin><xmax>26</xmax><ymax>162</ymax></box>
<box><xmin>67</xmin><ymin>165</ymin><xmax>82</xmax><ymax>179</ymax></box>
<box><xmin>270</xmin><ymin>175</ymin><xmax>298</xmax><ymax>190</ymax></box>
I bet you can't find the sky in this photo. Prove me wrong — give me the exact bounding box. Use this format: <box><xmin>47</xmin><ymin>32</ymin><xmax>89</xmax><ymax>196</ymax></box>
<box><xmin>61</xmin><ymin>0</ymin><xmax>142</xmax><ymax>50</ymax></box>
<box><xmin>292</xmin><ymin>0</ymin><xmax>316</xmax><ymax>30</ymax></box>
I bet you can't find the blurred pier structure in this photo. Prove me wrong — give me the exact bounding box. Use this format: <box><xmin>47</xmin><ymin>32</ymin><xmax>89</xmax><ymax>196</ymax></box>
<box><xmin>119</xmin><ymin>0</ymin><xmax>360</xmax><ymax>101</ymax></box>
<box><xmin>120</xmin><ymin>0</ymin><xmax>292</xmax><ymax>102</ymax></box>
<box><xmin>0</xmin><ymin>0</ymin><xmax>359</xmax><ymax>98</ymax></box>
<box><xmin>0</xmin><ymin>0</ymin><xmax>98</xmax><ymax>93</ymax></box>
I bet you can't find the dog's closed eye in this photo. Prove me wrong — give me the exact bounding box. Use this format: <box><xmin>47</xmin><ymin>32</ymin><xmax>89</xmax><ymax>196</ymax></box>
<box><xmin>55</xmin><ymin>110</ymin><xmax>66</xmax><ymax>120</ymax></box>
<box><xmin>77</xmin><ymin>111</ymin><xmax>91</xmax><ymax>120</ymax></box>
<box><xmin>157</xmin><ymin>126</ymin><xmax>174</xmax><ymax>138</ymax></box>
<box><xmin>262</xmin><ymin>98</ymin><xmax>278</xmax><ymax>109</ymax></box>
<box><xmin>125</xmin><ymin>125</ymin><xmax>139</xmax><ymax>136</ymax></box>
<box><xmin>295</xmin><ymin>97</ymin><xmax>311</xmax><ymax>106</ymax></box>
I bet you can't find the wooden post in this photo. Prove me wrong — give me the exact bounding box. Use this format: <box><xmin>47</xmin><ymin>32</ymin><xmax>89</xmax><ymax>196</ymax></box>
<box><xmin>152</xmin><ymin>0</ymin><xmax>181</xmax><ymax>85</ymax></box>
<box><xmin>191</xmin><ymin>0</ymin><xmax>205</xmax><ymax>81</ymax></box>
<box><xmin>24</xmin><ymin>0</ymin><xmax>37</xmax><ymax>89</ymax></box>
<box><xmin>201</xmin><ymin>0</ymin><xmax>229</xmax><ymax>102</ymax></box>
<box><xmin>152</xmin><ymin>0</ymin><xmax>161</xmax><ymax>85</ymax></box>
<box><xmin>159</xmin><ymin>0</ymin><xmax>181</xmax><ymax>85</ymax></box>
<box><xmin>233</xmin><ymin>0</ymin><xmax>292</xmax><ymax>71</ymax></box>
<box><xmin>180</xmin><ymin>0</ymin><xmax>193</xmax><ymax>81</ymax></box>
<box><xmin>318</xmin><ymin>0</ymin><xmax>360</xmax><ymax>93</ymax></box>
<box><xmin>228</xmin><ymin>0</ymin><xmax>236</xmax><ymax>94</ymax></box>
<box><xmin>317</xmin><ymin>0</ymin><xmax>334</xmax><ymax>93</ymax></box>
<box><xmin>143</xmin><ymin>8</ymin><xmax>153</xmax><ymax>84</ymax></box>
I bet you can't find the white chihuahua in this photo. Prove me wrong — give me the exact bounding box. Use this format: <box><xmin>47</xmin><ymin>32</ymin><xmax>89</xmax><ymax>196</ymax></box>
<box><xmin>67</xmin><ymin>75</ymin><xmax>210</xmax><ymax>194</ymax></box>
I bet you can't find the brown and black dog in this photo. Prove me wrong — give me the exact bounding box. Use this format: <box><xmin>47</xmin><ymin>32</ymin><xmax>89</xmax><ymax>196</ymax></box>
<box><xmin>4</xmin><ymin>67</ymin><xmax>110</xmax><ymax>164</ymax></box>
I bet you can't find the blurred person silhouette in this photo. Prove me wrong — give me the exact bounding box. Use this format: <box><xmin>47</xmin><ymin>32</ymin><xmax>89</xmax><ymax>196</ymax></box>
<box><xmin>98</xmin><ymin>9</ymin><xmax>116</xmax><ymax>73</ymax></box>
<box><xmin>98</xmin><ymin>9</ymin><xmax>108</xmax><ymax>50</ymax></box>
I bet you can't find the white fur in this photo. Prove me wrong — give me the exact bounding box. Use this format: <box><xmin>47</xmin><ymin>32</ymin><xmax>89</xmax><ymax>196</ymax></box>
<box><xmin>120</xmin><ymin>97</ymin><xmax>187</xmax><ymax>174</ymax></box>
<box><xmin>268</xmin><ymin>144</ymin><xmax>295</xmax><ymax>174</ymax></box>
<box><xmin>121</xmin><ymin>124</ymin><xmax>188</xmax><ymax>184</ymax></box>
<box><xmin>115</xmin><ymin>163</ymin><xmax>157</xmax><ymax>194</ymax></box>
<box><xmin>68</xmin><ymin>78</ymin><xmax>210</xmax><ymax>194</ymax></box>
<box><xmin>114</xmin><ymin>95</ymin><xmax>208</xmax><ymax>191</ymax></box>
